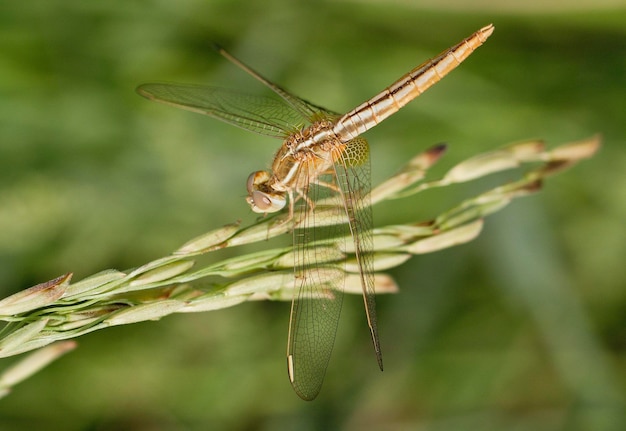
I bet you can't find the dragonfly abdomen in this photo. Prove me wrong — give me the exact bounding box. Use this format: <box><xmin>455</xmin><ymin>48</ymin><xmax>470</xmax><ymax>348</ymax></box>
<box><xmin>333</xmin><ymin>24</ymin><xmax>494</xmax><ymax>141</ymax></box>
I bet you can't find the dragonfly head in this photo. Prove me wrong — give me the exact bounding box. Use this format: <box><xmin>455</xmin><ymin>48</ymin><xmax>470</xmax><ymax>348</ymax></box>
<box><xmin>246</xmin><ymin>171</ymin><xmax>287</xmax><ymax>213</ymax></box>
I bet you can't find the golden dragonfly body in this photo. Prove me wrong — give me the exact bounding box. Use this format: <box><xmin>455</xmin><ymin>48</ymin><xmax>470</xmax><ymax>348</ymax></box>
<box><xmin>137</xmin><ymin>24</ymin><xmax>494</xmax><ymax>400</ymax></box>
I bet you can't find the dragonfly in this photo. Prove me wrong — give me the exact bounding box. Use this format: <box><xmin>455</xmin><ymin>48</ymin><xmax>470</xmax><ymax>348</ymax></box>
<box><xmin>137</xmin><ymin>24</ymin><xmax>494</xmax><ymax>400</ymax></box>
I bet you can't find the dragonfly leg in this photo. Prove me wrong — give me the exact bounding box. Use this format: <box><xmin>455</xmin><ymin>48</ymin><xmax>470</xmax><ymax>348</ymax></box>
<box><xmin>265</xmin><ymin>190</ymin><xmax>299</xmax><ymax>231</ymax></box>
<box><xmin>294</xmin><ymin>188</ymin><xmax>316</xmax><ymax>213</ymax></box>
<box><xmin>311</xmin><ymin>178</ymin><xmax>341</xmax><ymax>193</ymax></box>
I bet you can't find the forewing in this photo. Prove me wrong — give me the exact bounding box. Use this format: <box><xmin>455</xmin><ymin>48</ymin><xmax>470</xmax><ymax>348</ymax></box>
<box><xmin>137</xmin><ymin>83</ymin><xmax>310</xmax><ymax>138</ymax></box>
<box><xmin>286</xmin><ymin>164</ymin><xmax>347</xmax><ymax>401</ymax></box>
<box><xmin>264</xmin><ymin>82</ymin><xmax>339</xmax><ymax>121</ymax></box>
<box><xmin>214</xmin><ymin>46</ymin><xmax>339</xmax><ymax>121</ymax></box>
<box><xmin>286</xmin><ymin>137</ymin><xmax>380</xmax><ymax>401</ymax></box>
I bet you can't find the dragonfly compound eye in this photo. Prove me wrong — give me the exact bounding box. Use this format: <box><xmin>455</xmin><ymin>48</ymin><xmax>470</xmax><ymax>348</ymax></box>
<box><xmin>249</xmin><ymin>190</ymin><xmax>286</xmax><ymax>213</ymax></box>
<box><xmin>247</xmin><ymin>170</ymin><xmax>271</xmax><ymax>193</ymax></box>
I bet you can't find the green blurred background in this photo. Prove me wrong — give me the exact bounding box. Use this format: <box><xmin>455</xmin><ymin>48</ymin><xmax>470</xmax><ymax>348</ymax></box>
<box><xmin>1</xmin><ymin>0</ymin><xmax>624</xmax><ymax>430</ymax></box>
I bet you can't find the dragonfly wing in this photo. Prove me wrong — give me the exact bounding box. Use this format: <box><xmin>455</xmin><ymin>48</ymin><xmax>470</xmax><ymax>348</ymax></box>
<box><xmin>333</xmin><ymin>137</ymin><xmax>382</xmax><ymax>369</ymax></box>
<box><xmin>262</xmin><ymin>81</ymin><xmax>339</xmax><ymax>121</ymax></box>
<box><xmin>284</xmin><ymin>93</ymin><xmax>339</xmax><ymax>122</ymax></box>
<box><xmin>214</xmin><ymin>46</ymin><xmax>340</xmax><ymax>120</ymax></box>
<box><xmin>286</xmin><ymin>137</ymin><xmax>380</xmax><ymax>401</ymax></box>
<box><xmin>137</xmin><ymin>83</ymin><xmax>310</xmax><ymax>138</ymax></box>
<box><xmin>287</xmin><ymin>166</ymin><xmax>347</xmax><ymax>401</ymax></box>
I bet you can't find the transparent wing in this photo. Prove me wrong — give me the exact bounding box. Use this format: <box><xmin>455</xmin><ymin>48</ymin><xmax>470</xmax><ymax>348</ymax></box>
<box><xmin>334</xmin><ymin>138</ymin><xmax>382</xmax><ymax>370</ymax></box>
<box><xmin>214</xmin><ymin>46</ymin><xmax>339</xmax><ymax>121</ymax></box>
<box><xmin>137</xmin><ymin>83</ymin><xmax>310</xmax><ymax>138</ymax></box>
<box><xmin>286</xmin><ymin>162</ymin><xmax>346</xmax><ymax>401</ymax></box>
<box><xmin>286</xmin><ymin>137</ymin><xmax>380</xmax><ymax>401</ymax></box>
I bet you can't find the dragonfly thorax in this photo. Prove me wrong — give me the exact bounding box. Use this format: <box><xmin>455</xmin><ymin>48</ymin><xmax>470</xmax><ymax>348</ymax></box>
<box><xmin>247</xmin><ymin>120</ymin><xmax>343</xmax><ymax>214</ymax></box>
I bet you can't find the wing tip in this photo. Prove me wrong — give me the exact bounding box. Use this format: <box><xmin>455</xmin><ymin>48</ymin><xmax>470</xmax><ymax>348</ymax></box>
<box><xmin>211</xmin><ymin>42</ymin><xmax>224</xmax><ymax>53</ymax></box>
<box><xmin>135</xmin><ymin>84</ymin><xmax>151</xmax><ymax>98</ymax></box>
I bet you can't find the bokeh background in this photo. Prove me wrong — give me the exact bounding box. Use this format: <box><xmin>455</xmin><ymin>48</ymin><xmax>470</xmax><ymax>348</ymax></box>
<box><xmin>1</xmin><ymin>0</ymin><xmax>624</xmax><ymax>430</ymax></box>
